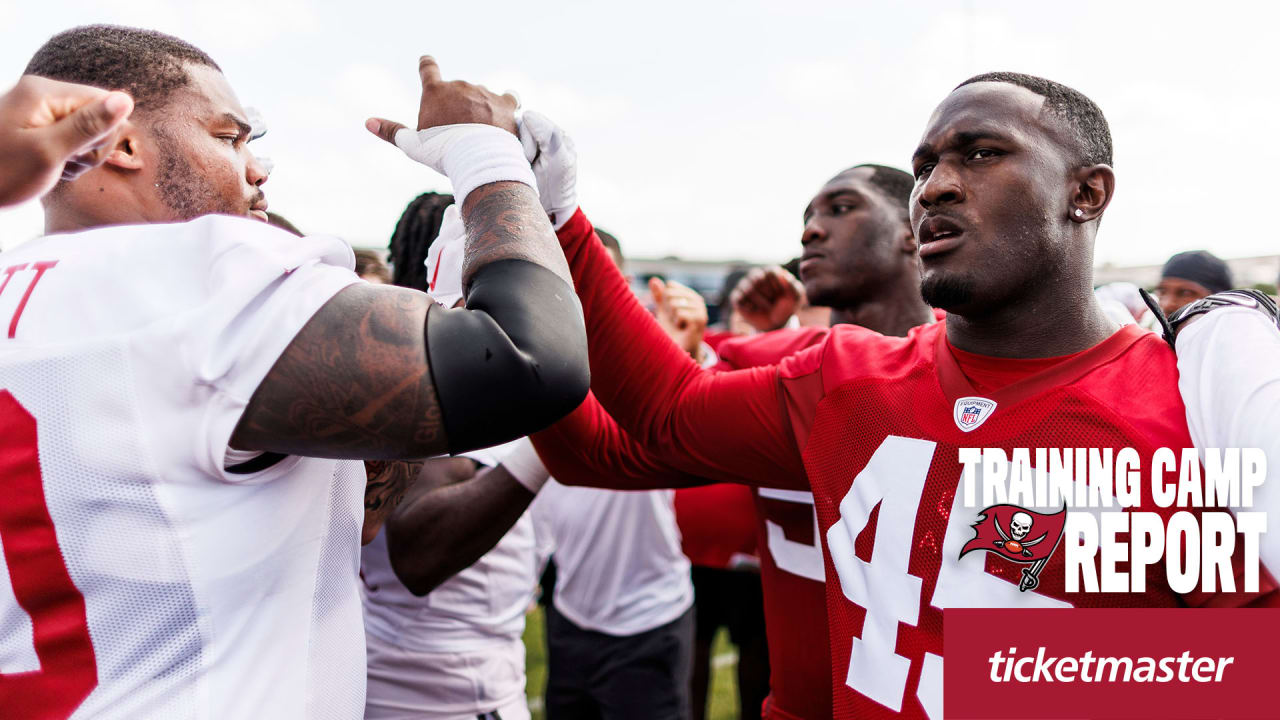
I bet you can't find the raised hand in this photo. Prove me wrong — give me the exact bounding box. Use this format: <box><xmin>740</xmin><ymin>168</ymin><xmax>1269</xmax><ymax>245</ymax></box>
<box><xmin>651</xmin><ymin>276</ymin><xmax>709</xmax><ymax>362</ymax></box>
<box><xmin>731</xmin><ymin>265</ymin><xmax>806</xmax><ymax>333</ymax></box>
<box><xmin>0</xmin><ymin>75</ymin><xmax>134</xmax><ymax>208</ymax></box>
<box><xmin>365</xmin><ymin>55</ymin><xmax>518</xmax><ymax>143</ymax></box>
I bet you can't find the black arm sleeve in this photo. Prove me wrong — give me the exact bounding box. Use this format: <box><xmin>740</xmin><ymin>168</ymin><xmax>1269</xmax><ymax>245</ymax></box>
<box><xmin>425</xmin><ymin>259</ymin><xmax>590</xmax><ymax>453</ymax></box>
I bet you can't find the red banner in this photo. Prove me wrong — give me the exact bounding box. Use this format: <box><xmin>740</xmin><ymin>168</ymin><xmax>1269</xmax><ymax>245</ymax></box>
<box><xmin>945</xmin><ymin>608</ymin><xmax>1280</xmax><ymax>719</ymax></box>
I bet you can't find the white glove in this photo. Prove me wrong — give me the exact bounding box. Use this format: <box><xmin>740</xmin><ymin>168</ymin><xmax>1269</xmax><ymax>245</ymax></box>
<box><xmin>423</xmin><ymin>204</ymin><xmax>466</xmax><ymax>309</ymax></box>
<box><xmin>393</xmin><ymin>123</ymin><xmax>537</xmax><ymax>209</ymax></box>
<box><xmin>518</xmin><ymin>111</ymin><xmax>578</xmax><ymax>230</ymax></box>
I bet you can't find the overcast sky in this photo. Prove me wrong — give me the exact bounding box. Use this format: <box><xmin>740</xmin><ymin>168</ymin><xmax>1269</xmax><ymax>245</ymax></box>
<box><xmin>2</xmin><ymin>0</ymin><xmax>1276</xmax><ymax>267</ymax></box>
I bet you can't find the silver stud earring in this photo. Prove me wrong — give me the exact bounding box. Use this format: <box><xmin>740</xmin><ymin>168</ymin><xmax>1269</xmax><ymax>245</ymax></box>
<box><xmin>1074</xmin><ymin>208</ymin><xmax>1084</xmax><ymax>217</ymax></box>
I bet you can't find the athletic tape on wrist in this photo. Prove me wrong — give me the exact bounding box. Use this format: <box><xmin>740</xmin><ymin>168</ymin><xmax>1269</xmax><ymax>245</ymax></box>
<box><xmin>499</xmin><ymin>438</ymin><xmax>549</xmax><ymax>494</ymax></box>
<box><xmin>394</xmin><ymin>123</ymin><xmax>537</xmax><ymax>207</ymax></box>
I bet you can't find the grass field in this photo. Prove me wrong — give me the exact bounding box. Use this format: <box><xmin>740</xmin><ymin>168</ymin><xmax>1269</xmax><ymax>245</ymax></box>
<box><xmin>523</xmin><ymin>607</ymin><xmax>742</xmax><ymax>720</ymax></box>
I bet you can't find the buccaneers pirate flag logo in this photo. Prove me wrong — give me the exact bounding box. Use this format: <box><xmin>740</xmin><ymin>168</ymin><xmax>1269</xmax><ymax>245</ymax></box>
<box><xmin>960</xmin><ymin>504</ymin><xmax>1067</xmax><ymax>592</ymax></box>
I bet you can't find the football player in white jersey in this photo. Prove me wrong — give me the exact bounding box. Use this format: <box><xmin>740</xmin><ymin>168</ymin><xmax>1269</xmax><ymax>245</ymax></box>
<box><xmin>363</xmin><ymin>439</ymin><xmax>548</xmax><ymax>720</ymax></box>
<box><xmin>0</xmin><ymin>24</ymin><xmax>587</xmax><ymax>720</ymax></box>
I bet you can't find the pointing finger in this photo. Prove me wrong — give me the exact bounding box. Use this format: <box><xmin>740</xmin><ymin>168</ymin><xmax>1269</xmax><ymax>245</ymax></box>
<box><xmin>419</xmin><ymin>56</ymin><xmax>442</xmax><ymax>85</ymax></box>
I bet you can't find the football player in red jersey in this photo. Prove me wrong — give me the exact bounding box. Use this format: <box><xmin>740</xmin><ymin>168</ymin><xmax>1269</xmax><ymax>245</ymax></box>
<box><xmin>526</xmin><ymin>72</ymin><xmax>1279</xmax><ymax>719</ymax></box>
<box><xmin>694</xmin><ymin>164</ymin><xmax>939</xmax><ymax>720</ymax></box>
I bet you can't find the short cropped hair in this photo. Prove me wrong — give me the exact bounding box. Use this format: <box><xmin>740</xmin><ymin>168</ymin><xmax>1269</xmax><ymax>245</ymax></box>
<box><xmin>840</xmin><ymin>164</ymin><xmax>914</xmax><ymax>216</ymax></box>
<box><xmin>25</xmin><ymin>25</ymin><xmax>220</xmax><ymax>112</ymax></box>
<box><xmin>957</xmin><ymin>72</ymin><xmax>1113</xmax><ymax>168</ymax></box>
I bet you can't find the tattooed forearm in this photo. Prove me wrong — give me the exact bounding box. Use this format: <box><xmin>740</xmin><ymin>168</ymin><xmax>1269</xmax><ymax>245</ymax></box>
<box><xmin>460</xmin><ymin>180</ymin><xmax>572</xmax><ymax>289</ymax></box>
<box><xmin>364</xmin><ymin>459</ymin><xmax>423</xmax><ymax>513</ymax></box>
<box><xmin>230</xmin><ymin>283</ymin><xmax>447</xmax><ymax>459</ymax></box>
<box><xmin>362</xmin><ymin>458</ymin><xmax>425</xmax><ymax>544</ymax></box>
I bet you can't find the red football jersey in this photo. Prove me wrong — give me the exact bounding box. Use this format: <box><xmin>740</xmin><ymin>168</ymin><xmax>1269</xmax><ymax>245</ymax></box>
<box><xmin>718</xmin><ymin>329</ymin><xmax>834</xmax><ymax>720</ymax></box>
<box><xmin>673</xmin><ymin>483</ymin><xmax>758</xmax><ymax>568</ymax></box>
<box><xmin>535</xmin><ymin>209</ymin><xmax>1277</xmax><ymax>720</ymax></box>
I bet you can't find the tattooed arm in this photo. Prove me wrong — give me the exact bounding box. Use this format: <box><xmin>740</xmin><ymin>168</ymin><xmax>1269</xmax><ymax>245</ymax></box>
<box><xmin>229</xmin><ymin>57</ymin><xmax>587</xmax><ymax>460</ymax></box>
<box><xmin>230</xmin><ymin>181</ymin><xmax>588</xmax><ymax>459</ymax></box>
<box><xmin>362</xmin><ymin>459</ymin><xmax>425</xmax><ymax>545</ymax></box>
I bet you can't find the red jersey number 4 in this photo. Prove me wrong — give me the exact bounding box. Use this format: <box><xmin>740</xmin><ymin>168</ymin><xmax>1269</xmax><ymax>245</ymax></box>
<box><xmin>827</xmin><ymin>436</ymin><xmax>1060</xmax><ymax>718</ymax></box>
<box><xmin>0</xmin><ymin>391</ymin><xmax>97</xmax><ymax>719</ymax></box>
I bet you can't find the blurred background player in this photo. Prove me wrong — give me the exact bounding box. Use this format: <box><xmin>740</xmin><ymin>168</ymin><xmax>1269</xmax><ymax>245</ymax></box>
<box><xmin>1154</xmin><ymin>249</ymin><xmax>1234</xmax><ymax>316</ymax></box>
<box><xmin>354</xmin><ymin>249</ymin><xmax>391</xmax><ymax>284</ymax></box>
<box><xmin>0</xmin><ymin>26</ymin><xmax>587</xmax><ymax>719</ymax></box>
<box><xmin>361</xmin><ymin>439</ymin><xmax>546</xmax><ymax>720</ymax></box>
<box><xmin>1093</xmin><ymin>280</ymin><xmax>1146</xmax><ymax>326</ymax></box>
<box><xmin>720</xmin><ymin>163</ymin><xmax>936</xmax><ymax>720</ymax></box>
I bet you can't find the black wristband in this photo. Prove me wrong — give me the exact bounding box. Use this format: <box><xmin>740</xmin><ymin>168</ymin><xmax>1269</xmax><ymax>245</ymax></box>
<box><xmin>425</xmin><ymin>259</ymin><xmax>589</xmax><ymax>454</ymax></box>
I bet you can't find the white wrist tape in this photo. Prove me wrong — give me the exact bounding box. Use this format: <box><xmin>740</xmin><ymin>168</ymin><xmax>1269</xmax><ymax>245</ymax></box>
<box><xmin>498</xmin><ymin>437</ymin><xmax>550</xmax><ymax>494</ymax></box>
<box><xmin>394</xmin><ymin>123</ymin><xmax>537</xmax><ymax>208</ymax></box>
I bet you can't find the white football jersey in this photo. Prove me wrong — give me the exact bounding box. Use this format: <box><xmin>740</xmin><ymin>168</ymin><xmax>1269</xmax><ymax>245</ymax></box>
<box><xmin>1176</xmin><ymin>306</ymin><xmax>1280</xmax><ymax>572</ymax></box>
<box><xmin>361</xmin><ymin>441</ymin><xmax>536</xmax><ymax>718</ymax></box>
<box><xmin>0</xmin><ymin>216</ymin><xmax>365</xmax><ymax>719</ymax></box>
<box><xmin>531</xmin><ymin>484</ymin><xmax>692</xmax><ymax>636</ymax></box>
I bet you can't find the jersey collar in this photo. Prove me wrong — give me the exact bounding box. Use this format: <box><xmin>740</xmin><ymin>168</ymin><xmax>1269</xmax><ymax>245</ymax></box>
<box><xmin>933</xmin><ymin>323</ymin><xmax>1148</xmax><ymax>409</ymax></box>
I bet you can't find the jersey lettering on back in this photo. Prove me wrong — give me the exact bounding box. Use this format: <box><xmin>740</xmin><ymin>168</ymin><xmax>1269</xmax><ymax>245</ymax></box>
<box><xmin>0</xmin><ymin>261</ymin><xmax>58</xmax><ymax>338</ymax></box>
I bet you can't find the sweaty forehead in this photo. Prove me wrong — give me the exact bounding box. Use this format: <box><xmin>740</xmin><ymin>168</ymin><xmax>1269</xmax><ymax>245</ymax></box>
<box><xmin>917</xmin><ymin>82</ymin><xmax>1063</xmax><ymax>153</ymax></box>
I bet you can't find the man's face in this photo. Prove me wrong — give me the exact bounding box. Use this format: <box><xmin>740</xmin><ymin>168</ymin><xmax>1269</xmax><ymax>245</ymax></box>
<box><xmin>909</xmin><ymin>82</ymin><xmax>1077</xmax><ymax>315</ymax></box>
<box><xmin>141</xmin><ymin>64</ymin><xmax>269</xmax><ymax>223</ymax></box>
<box><xmin>1155</xmin><ymin>276</ymin><xmax>1212</xmax><ymax>315</ymax></box>
<box><xmin>799</xmin><ymin>168</ymin><xmax>910</xmax><ymax>309</ymax></box>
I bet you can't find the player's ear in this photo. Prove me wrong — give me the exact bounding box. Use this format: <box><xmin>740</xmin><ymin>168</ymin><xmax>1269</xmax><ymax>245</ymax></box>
<box><xmin>103</xmin><ymin>122</ymin><xmax>146</xmax><ymax>171</ymax></box>
<box><xmin>1069</xmin><ymin>164</ymin><xmax>1114</xmax><ymax>224</ymax></box>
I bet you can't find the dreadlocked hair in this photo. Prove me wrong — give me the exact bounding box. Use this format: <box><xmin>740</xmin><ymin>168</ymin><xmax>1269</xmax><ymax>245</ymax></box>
<box><xmin>389</xmin><ymin>192</ymin><xmax>455</xmax><ymax>291</ymax></box>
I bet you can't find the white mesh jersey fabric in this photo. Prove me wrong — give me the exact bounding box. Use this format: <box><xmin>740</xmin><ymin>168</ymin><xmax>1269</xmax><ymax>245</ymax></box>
<box><xmin>0</xmin><ymin>216</ymin><xmax>366</xmax><ymax>719</ymax></box>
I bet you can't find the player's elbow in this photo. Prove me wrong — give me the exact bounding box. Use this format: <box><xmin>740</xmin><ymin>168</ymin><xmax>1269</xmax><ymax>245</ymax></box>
<box><xmin>426</xmin><ymin>259</ymin><xmax>589</xmax><ymax>454</ymax></box>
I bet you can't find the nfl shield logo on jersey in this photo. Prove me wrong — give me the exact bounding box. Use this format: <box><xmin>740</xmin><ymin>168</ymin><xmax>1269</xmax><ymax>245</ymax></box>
<box><xmin>952</xmin><ymin>396</ymin><xmax>997</xmax><ymax>432</ymax></box>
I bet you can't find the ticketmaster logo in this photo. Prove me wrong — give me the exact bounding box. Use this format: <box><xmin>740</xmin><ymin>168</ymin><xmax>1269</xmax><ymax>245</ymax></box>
<box><xmin>988</xmin><ymin>648</ymin><xmax>1235</xmax><ymax>683</ymax></box>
